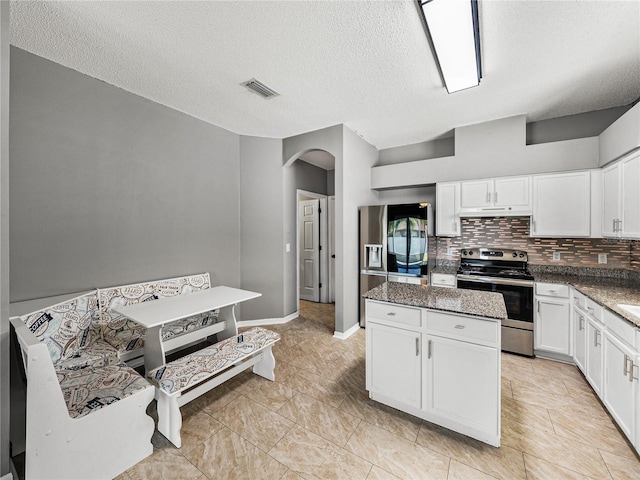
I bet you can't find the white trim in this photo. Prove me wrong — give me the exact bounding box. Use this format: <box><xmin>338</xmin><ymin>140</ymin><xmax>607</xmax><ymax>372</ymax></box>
<box><xmin>238</xmin><ymin>311</ymin><xmax>299</xmax><ymax>327</ymax></box>
<box><xmin>2</xmin><ymin>472</ymin><xmax>14</xmax><ymax>480</ymax></box>
<box><xmin>333</xmin><ymin>322</ymin><xmax>361</xmax><ymax>340</ymax></box>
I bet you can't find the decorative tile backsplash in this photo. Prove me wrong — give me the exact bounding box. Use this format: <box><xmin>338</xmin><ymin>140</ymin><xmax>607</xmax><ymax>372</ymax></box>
<box><xmin>436</xmin><ymin>216</ymin><xmax>639</xmax><ymax>271</ymax></box>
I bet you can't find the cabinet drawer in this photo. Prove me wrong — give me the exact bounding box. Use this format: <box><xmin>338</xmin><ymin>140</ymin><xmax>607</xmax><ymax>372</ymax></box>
<box><xmin>604</xmin><ymin>308</ymin><xmax>636</xmax><ymax>348</ymax></box>
<box><xmin>572</xmin><ymin>289</ymin><xmax>586</xmax><ymax>310</ymax></box>
<box><xmin>585</xmin><ymin>298</ymin><xmax>604</xmax><ymax>322</ymax></box>
<box><xmin>431</xmin><ymin>273</ymin><xmax>456</xmax><ymax>288</ymax></box>
<box><xmin>427</xmin><ymin>311</ymin><xmax>498</xmax><ymax>346</ymax></box>
<box><xmin>536</xmin><ymin>282</ymin><xmax>570</xmax><ymax>298</ymax></box>
<box><xmin>367</xmin><ymin>301</ymin><xmax>422</xmax><ymax>328</ymax></box>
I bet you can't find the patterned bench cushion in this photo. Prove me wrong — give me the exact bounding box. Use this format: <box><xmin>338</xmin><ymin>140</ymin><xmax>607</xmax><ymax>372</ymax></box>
<box><xmin>98</xmin><ymin>273</ymin><xmax>216</xmax><ymax>353</ymax></box>
<box><xmin>147</xmin><ymin>327</ymin><xmax>280</xmax><ymax>395</ymax></box>
<box><xmin>57</xmin><ymin>362</ymin><xmax>152</xmax><ymax>419</ymax></box>
<box><xmin>20</xmin><ymin>293</ymin><xmax>100</xmax><ymax>364</ymax></box>
<box><xmin>54</xmin><ymin>339</ymin><xmax>120</xmax><ymax>371</ymax></box>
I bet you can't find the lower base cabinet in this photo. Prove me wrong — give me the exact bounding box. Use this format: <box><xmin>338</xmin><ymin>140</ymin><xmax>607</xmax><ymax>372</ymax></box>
<box><xmin>426</xmin><ymin>335</ymin><xmax>499</xmax><ymax>436</ymax></box>
<box><xmin>367</xmin><ymin>322</ymin><xmax>422</xmax><ymax>409</ymax></box>
<box><xmin>585</xmin><ymin>317</ymin><xmax>604</xmax><ymax>396</ymax></box>
<box><xmin>365</xmin><ymin>300</ymin><xmax>500</xmax><ymax>447</ymax></box>
<box><xmin>603</xmin><ymin>331</ymin><xmax>637</xmax><ymax>443</ymax></box>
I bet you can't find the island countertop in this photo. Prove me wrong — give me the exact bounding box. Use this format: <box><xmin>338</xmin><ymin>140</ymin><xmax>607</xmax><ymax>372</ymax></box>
<box><xmin>364</xmin><ymin>282</ymin><xmax>507</xmax><ymax>320</ymax></box>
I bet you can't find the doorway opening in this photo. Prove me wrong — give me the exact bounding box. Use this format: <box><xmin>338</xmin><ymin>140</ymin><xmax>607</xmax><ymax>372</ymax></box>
<box><xmin>297</xmin><ymin>190</ymin><xmax>335</xmax><ymax>307</ymax></box>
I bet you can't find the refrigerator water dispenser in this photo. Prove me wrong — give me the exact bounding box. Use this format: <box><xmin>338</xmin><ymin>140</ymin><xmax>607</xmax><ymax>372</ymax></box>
<box><xmin>364</xmin><ymin>244</ymin><xmax>383</xmax><ymax>268</ymax></box>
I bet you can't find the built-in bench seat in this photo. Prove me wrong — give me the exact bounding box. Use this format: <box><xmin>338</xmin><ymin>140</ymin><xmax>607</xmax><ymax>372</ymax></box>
<box><xmin>147</xmin><ymin>327</ymin><xmax>280</xmax><ymax>447</ymax></box>
<box><xmin>10</xmin><ymin>272</ymin><xmax>230</xmax><ymax>479</ymax></box>
<box><xmin>11</xmin><ymin>295</ymin><xmax>155</xmax><ymax>480</ymax></box>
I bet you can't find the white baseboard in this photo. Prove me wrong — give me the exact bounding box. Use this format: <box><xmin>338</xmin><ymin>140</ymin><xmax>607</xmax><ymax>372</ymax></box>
<box><xmin>2</xmin><ymin>471</ymin><xmax>14</xmax><ymax>480</ymax></box>
<box><xmin>239</xmin><ymin>311</ymin><xmax>299</xmax><ymax>327</ymax></box>
<box><xmin>333</xmin><ymin>322</ymin><xmax>361</xmax><ymax>340</ymax></box>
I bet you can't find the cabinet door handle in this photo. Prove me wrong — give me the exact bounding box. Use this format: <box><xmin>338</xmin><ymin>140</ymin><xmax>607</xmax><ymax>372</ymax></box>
<box><xmin>629</xmin><ymin>359</ymin><xmax>636</xmax><ymax>382</ymax></box>
<box><xmin>618</xmin><ymin>219</ymin><xmax>622</xmax><ymax>232</ymax></box>
<box><xmin>624</xmin><ymin>354</ymin><xmax>630</xmax><ymax>376</ymax></box>
<box><xmin>415</xmin><ymin>337</ymin><xmax>420</xmax><ymax>356</ymax></box>
<box><xmin>427</xmin><ymin>339</ymin><xmax>432</xmax><ymax>359</ymax></box>
<box><xmin>587</xmin><ymin>306</ymin><xmax>594</xmax><ymax>315</ymax></box>
<box><xmin>486</xmin><ymin>192</ymin><xmax>491</xmax><ymax>203</ymax></box>
<box><xmin>387</xmin><ymin>312</ymin><xmax>396</xmax><ymax>317</ymax></box>
<box><xmin>454</xmin><ymin>324</ymin><xmax>465</xmax><ymax>329</ymax></box>
<box><xmin>579</xmin><ymin>315</ymin><xmax>584</xmax><ymax>331</ymax></box>
<box><xmin>494</xmin><ymin>191</ymin><xmax>498</xmax><ymax>203</ymax></box>
<box><xmin>548</xmin><ymin>289</ymin><xmax>557</xmax><ymax>294</ymax></box>
<box><xmin>613</xmin><ymin>219</ymin><xmax>617</xmax><ymax>232</ymax></box>
<box><xmin>594</xmin><ymin>329</ymin><xmax>600</xmax><ymax>347</ymax></box>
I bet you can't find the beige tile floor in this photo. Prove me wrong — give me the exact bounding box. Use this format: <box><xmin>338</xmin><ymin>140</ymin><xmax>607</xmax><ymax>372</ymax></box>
<box><xmin>114</xmin><ymin>301</ymin><xmax>640</xmax><ymax>480</ymax></box>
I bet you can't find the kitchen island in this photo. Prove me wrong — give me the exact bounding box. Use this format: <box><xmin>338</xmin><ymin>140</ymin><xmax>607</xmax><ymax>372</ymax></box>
<box><xmin>363</xmin><ymin>282</ymin><xmax>507</xmax><ymax>447</ymax></box>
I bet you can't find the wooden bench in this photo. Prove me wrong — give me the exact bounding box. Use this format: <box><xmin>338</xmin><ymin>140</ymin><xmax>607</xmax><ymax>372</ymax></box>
<box><xmin>146</xmin><ymin>327</ymin><xmax>280</xmax><ymax>447</ymax></box>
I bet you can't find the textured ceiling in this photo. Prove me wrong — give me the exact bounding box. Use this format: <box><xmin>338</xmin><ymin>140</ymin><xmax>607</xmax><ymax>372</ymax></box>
<box><xmin>9</xmin><ymin>0</ymin><xmax>640</xmax><ymax>150</ymax></box>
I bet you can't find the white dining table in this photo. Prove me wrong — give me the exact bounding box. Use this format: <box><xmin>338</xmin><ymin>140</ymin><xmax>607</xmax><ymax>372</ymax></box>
<box><xmin>113</xmin><ymin>286</ymin><xmax>261</xmax><ymax>372</ymax></box>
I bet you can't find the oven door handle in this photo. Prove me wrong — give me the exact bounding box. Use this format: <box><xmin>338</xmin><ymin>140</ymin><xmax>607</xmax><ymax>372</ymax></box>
<box><xmin>457</xmin><ymin>274</ymin><xmax>534</xmax><ymax>288</ymax></box>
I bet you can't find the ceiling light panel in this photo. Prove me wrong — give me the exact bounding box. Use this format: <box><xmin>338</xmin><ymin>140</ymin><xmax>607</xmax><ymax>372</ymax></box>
<box><xmin>421</xmin><ymin>0</ymin><xmax>481</xmax><ymax>93</ymax></box>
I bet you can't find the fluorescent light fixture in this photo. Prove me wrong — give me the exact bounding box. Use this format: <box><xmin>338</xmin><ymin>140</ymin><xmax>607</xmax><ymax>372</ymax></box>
<box><xmin>419</xmin><ymin>0</ymin><xmax>482</xmax><ymax>93</ymax></box>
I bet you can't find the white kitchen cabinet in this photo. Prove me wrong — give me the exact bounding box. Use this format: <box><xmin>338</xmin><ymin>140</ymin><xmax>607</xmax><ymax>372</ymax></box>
<box><xmin>602</xmin><ymin>151</ymin><xmax>640</xmax><ymax>239</ymax></box>
<box><xmin>425</xmin><ymin>334</ymin><xmax>499</xmax><ymax>439</ymax></box>
<box><xmin>573</xmin><ymin>305</ymin><xmax>587</xmax><ymax>372</ymax></box>
<box><xmin>365</xmin><ymin>300</ymin><xmax>500</xmax><ymax>447</ymax></box>
<box><xmin>430</xmin><ymin>272</ymin><xmax>457</xmax><ymax>288</ymax></box>
<box><xmin>603</xmin><ymin>330</ymin><xmax>638</xmax><ymax>443</ymax></box>
<box><xmin>436</xmin><ymin>182</ymin><xmax>461</xmax><ymax>237</ymax></box>
<box><xmin>586</xmin><ymin>317</ymin><xmax>604</xmax><ymax>396</ymax></box>
<box><xmin>460</xmin><ymin>176</ymin><xmax>531</xmax><ymax>216</ymax></box>
<box><xmin>366</xmin><ymin>321</ymin><xmax>422</xmax><ymax>409</ymax></box>
<box><xmin>535</xmin><ymin>283</ymin><xmax>572</xmax><ymax>359</ymax></box>
<box><xmin>531</xmin><ymin>171</ymin><xmax>591</xmax><ymax>237</ymax></box>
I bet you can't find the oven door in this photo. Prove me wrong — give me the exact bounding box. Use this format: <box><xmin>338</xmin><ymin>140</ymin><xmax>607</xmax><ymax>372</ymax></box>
<box><xmin>456</xmin><ymin>275</ymin><xmax>534</xmax><ymax>325</ymax></box>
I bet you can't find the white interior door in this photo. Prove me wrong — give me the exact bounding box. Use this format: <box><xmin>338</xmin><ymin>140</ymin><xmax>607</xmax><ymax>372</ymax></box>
<box><xmin>299</xmin><ymin>199</ymin><xmax>320</xmax><ymax>302</ymax></box>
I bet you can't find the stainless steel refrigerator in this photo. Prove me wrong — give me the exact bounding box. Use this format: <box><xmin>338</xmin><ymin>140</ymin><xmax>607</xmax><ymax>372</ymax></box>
<box><xmin>359</xmin><ymin>203</ymin><xmax>433</xmax><ymax>326</ymax></box>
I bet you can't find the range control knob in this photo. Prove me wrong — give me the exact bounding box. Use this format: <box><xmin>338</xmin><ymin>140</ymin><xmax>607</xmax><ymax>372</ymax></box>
<box><xmin>519</xmin><ymin>253</ymin><xmax>525</xmax><ymax>258</ymax></box>
<box><xmin>468</xmin><ymin>251</ymin><xmax>473</xmax><ymax>256</ymax></box>
<box><xmin>512</xmin><ymin>252</ymin><xmax>518</xmax><ymax>258</ymax></box>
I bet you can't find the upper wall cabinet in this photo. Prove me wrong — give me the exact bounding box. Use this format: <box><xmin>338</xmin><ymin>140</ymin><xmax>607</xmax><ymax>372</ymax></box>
<box><xmin>436</xmin><ymin>182</ymin><xmax>461</xmax><ymax>237</ymax></box>
<box><xmin>531</xmin><ymin>171</ymin><xmax>592</xmax><ymax>237</ymax></box>
<box><xmin>460</xmin><ymin>176</ymin><xmax>531</xmax><ymax>217</ymax></box>
<box><xmin>602</xmin><ymin>151</ymin><xmax>640</xmax><ymax>239</ymax></box>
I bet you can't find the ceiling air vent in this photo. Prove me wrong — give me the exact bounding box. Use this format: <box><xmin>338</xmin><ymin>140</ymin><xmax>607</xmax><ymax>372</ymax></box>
<box><xmin>241</xmin><ymin>78</ymin><xmax>280</xmax><ymax>99</ymax></box>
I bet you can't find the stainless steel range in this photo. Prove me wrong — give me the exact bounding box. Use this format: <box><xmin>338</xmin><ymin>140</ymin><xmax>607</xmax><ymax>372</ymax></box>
<box><xmin>456</xmin><ymin>248</ymin><xmax>534</xmax><ymax>356</ymax></box>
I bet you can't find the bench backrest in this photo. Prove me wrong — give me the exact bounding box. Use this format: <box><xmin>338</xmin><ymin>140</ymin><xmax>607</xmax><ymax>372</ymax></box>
<box><xmin>98</xmin><ymin>273</ymin><xmax>212</xmax><ymax>339</ymax></box>
<box><xmin>18</xmin><ymin>292</ymin><xmax>100</xmax><ymax>365</ymax></box>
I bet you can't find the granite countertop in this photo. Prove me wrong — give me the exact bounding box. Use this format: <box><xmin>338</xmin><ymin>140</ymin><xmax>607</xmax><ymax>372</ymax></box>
<box><xmin>532</xmin><ymin>271</ymin><xmax>640</xmax><ymax>327</ymax></box>
<box><xmin>364</xmin><ymin>282</ymin><xmax>508</xmax><ymax>320</ymax></box>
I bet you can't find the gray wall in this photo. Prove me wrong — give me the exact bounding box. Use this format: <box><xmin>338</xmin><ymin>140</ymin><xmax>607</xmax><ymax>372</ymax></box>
<box><xmin>10</xmin><ymin>48</ymin><xmax>241</xmax><ymax>301</ymax></box>
<box><xmin>239</xmin><ymin>136</ymin><xmax>286</xmax><ymax>320</ymax></box>
<box><xmin>1</xmin><ymin>2</ymin><xmax>10</xmax><ymax>475</ymax></box>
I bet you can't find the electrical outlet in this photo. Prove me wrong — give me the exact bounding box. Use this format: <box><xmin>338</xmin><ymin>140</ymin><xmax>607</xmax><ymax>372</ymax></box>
<box><xmin>552</xmin><ymin>252</ymin><xmax>561</xmax><ymax>261</ymax></box>
<box><xmin>598</xmin><ymin>253</ymin><xmax>607</xmax><ymax>264</ymax></box>
<box><xmin>446</xmin><ymin>247</ymin><xmax>454</xmax><ymax>256</ymax></box>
